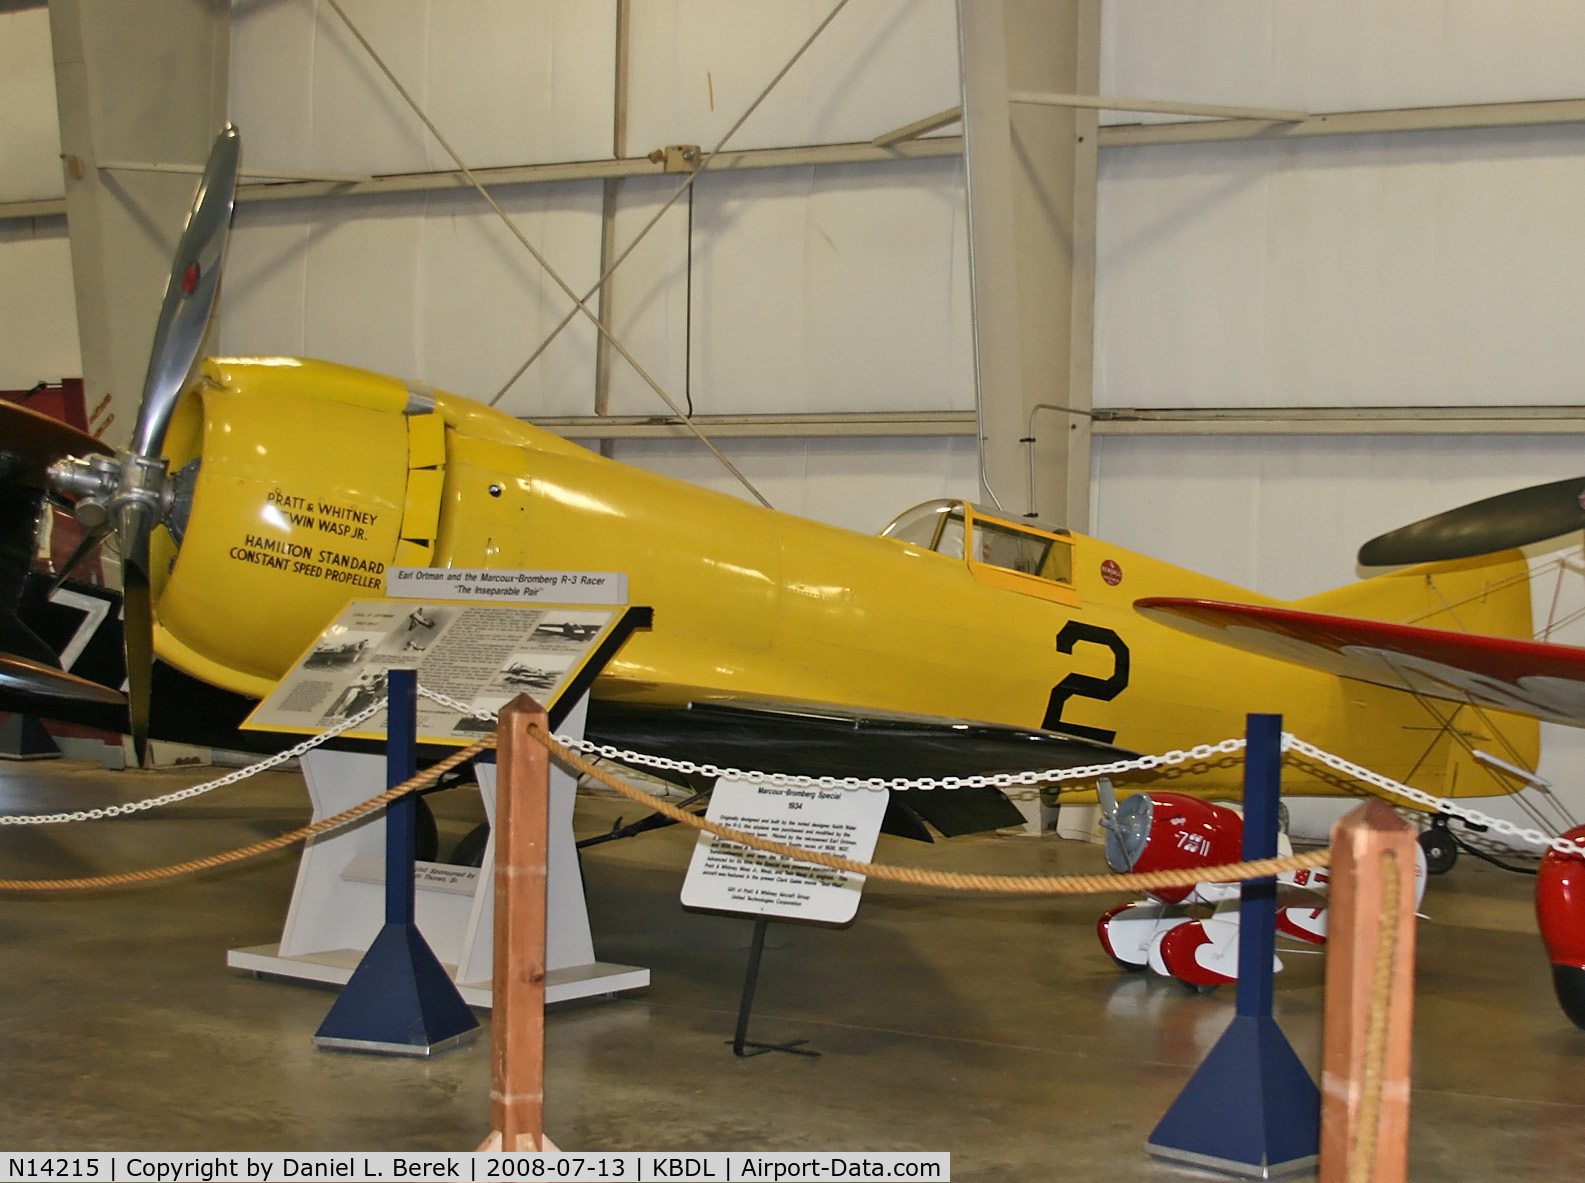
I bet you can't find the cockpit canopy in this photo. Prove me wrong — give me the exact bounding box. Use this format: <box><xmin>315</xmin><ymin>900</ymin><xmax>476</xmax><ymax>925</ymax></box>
<box><xmin>879</xmin><ymin>500</ymin><xmax>1075</xmax><ymax>601</ymax></box>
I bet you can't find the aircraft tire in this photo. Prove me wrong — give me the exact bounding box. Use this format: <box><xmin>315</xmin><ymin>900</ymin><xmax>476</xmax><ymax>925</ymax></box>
<box><xmin>1419</xmin><ymin>824</ymin><xmax>1458</xmax><ymax>876</ymax></box>
<box><xmin>414</xmin><ymin>796</ymin><xmax>439</xmax><ymax>863</ymax></box>
<box><xmin>451</xmin><ymin>821</ymin><xmax>491</xmax><ymax>868</ymax></box>
<box><xmin>1552</xmin><ymin>964</ymin><xmax>1585</xmax><ymax>1030</ymax></box>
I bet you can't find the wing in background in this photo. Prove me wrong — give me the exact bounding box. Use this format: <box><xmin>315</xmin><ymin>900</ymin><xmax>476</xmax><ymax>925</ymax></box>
<box><xmin>1136</xmin><ymin>596</ymin><xmax>1585</xmax><ymax>727</ymax></box>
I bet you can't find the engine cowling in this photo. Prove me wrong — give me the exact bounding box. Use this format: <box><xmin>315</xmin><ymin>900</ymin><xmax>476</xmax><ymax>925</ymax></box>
<box><xmin>150</xmin><ymin>358</ymin><xmax>444</xmax><ymax>698</ymax></box>
<box><xmin>1114</xmin><ymin>791</ymin><xmax>1245</xmax><ymax>905</ymax></box>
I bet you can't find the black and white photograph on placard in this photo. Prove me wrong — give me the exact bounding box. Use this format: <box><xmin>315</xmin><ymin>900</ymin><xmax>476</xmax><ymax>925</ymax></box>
<box><xmin>376</xmin><ymin>605</ymin><xmax>457</xmax><ymax>655</ymax></box>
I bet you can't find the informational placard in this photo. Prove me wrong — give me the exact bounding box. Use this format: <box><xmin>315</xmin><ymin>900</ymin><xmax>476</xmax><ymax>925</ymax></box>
<box><xmin>387</xmin><ymin>567</ymin><xmax>627</xmax><ymax>604</ymax></box>
<box><xmin>241</xmin><ymin>599</ymin><xmax>618</xmax><ymax>745</ymax></box>
<box><xmin>680</xmin><ymin>779</ymin><xmax>889</xmax><ymax>924</ymax></box>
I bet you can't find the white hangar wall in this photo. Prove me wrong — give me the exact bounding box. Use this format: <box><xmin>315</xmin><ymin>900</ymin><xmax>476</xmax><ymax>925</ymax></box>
<box><xmin>0</xmin><ymin>7</ymin><xmax>80</xmax><ymax>391</ymax></box>
<box><xmin>222</xmin><ymin>0</ymin><xmax>976</xmax><ymax>536</ymax></box>
<box><xmin>1096</xmin><ymin>1</ymin><xmax>1585</xmax><ymax>409</ymax></box>
<box><xmin>1093</xmin><ymin>0</ymin><xmax>1585</xmax><ymax>840</ymax></box>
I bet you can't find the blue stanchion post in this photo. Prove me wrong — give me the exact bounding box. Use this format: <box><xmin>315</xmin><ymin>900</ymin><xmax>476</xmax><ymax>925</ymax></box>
<box><xmin>1145</xmin><ymin>713</ymin><xmax>1321</xmax><ymax>1178</ymax></box>
<box><xmin>313</xmin><ymin>669</ymin><xmax>481</xmax><ymax>1055</ymax></box>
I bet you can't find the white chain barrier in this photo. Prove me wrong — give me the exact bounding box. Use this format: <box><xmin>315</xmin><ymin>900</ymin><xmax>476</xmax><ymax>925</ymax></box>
<box><xmin>1279</xmin><ymin>734</ymin><xmax>1585</xmax><ymax>857</ymax></box>
<box><xmin>0</xmin><ymin>702</ymin><xmax>384</xmax><ymax>826</ymax></box>
<box><xmin>415</xmin><ymin>687</ymin><xmax>1585</xmax><ymax>857</ymax></box>
<box><xmin>409</xmin><ymin>687</ymin><xmax>1247</xmax><ymax>794</ymax></box>
<box><xmin>6</xmin><ymin>683</ymin><xmax>1584</xmax><ymax>859</ymax></box>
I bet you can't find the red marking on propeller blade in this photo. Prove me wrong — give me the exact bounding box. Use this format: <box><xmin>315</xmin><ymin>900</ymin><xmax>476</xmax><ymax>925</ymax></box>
<box><xmin>181</xmin><ymin>262</ymin><xmax>200</xmax><ymax>295</ymax></box>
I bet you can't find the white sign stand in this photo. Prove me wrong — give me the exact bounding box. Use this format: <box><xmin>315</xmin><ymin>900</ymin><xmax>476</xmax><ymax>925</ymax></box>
<box><xmin>680</xmin><ymin>779</ymin><xmax>889</xmax><ymax>1057</ymax></box>
<box><xmin>227</xmin><ymin>693</ymin><xmax>649</xmax><ymax>1005</ymax></box>
<box><xmin>681</xmin><ymin>779</ymin><xmax>889</xmax><ymax>924</ymax></box>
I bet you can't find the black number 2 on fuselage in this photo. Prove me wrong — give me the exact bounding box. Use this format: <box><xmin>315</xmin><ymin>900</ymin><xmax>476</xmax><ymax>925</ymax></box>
<box><xmin>1042</xmin><ymin>621</ymin><xmax>1130</xmax><ymax>743</ymax></box>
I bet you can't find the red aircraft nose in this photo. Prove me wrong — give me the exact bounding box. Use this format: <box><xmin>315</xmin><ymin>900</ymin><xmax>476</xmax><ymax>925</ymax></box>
<box><xmin>1131</xmin><ymin>792</ymin><xmax>1244</xmax><ymax>904</ymax></box>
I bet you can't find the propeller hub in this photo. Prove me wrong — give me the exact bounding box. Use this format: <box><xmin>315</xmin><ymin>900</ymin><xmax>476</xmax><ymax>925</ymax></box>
<box><xmin>48</xmin><ymin>451</ymin><xmax>172</xmax><ymax>533</ymax></box>
<box><xmin>1103</xmin><ymin>793</ymin><xmax>1153</xmax><ymax>873</ymax></box>
<box><xmin>48</xmin><ymin>453</ymin><xmax>118</xmax><ymax>528</ymax></box>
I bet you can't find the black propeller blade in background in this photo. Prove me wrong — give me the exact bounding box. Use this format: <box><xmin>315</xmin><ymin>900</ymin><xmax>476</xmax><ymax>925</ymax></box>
<box><xmin>1358</xmin><ymin>476</ymin><xmax>1585</xmax><ymax>567</ymax></box>
<box><xmin>0</xmin><ymin>401</ymin><xmax>110</xmax><ymax>488</ymax></box>
<box><xmin>0</xmin><ymin>651</ymin><xmax>125</xmax><ymax>707</ymax></box>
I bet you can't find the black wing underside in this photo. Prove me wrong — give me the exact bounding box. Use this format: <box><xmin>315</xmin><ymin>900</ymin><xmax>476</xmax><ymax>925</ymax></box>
<box><xmin>586</xmin><ymin>698</ymin><xmax>1134</xmax><ymax>839</ymax></box>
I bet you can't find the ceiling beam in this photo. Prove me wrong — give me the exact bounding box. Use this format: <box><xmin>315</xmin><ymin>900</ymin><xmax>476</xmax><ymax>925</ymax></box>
<box><xmin>530</xmin><ymin>405</ymin><xmax>1585</xmax><ymax>441</ymax></box>
<box><xmin>1098</xmin><ymin>96</ymin><xmax>1585</xmax><ymax>148</ymax></box>
<box><xmin>0</xmin><ymin>137</ymin><xmax>963</xmax><ymax>223</ymax></box>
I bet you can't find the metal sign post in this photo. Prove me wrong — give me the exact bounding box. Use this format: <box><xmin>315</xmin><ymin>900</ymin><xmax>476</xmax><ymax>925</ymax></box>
<box><xmin>1146</xmin><ymin>713</ymin><xmax>1322</xmax><ymax>1177</ymax></box>
<box><xmin>312</xmin><ymin>668</ymin><xmax>481</xmax><ymax>1055</ymax></box>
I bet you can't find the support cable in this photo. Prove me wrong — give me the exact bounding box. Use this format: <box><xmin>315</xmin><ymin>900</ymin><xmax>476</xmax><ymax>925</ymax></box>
<box><xmin>318</xmin><ymin>0</ymin><xmax>772</xmax><ymax>508</ymax></box>
<box><xmin>491</xmin><ymin>0</ymin><xmax>854</xmax><ymax>410</ymax></box>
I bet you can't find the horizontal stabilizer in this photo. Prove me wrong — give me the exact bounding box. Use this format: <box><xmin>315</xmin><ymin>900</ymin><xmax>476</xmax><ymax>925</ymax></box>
<box><xmin>1135</xmin><ymin>596</ymin><xmax>1585</xmax><ymax>727</ymax></box>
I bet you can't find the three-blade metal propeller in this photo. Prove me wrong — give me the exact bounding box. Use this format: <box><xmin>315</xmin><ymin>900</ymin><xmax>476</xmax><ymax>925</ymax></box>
<box><xmin>47</xmin><ymin>125</ymin><xmax>241</xmax><ymax>766</ymax></box>
<box><xmin>1358</xmin><ymin>476</ymin><xmax>1585</xmax><ymax>567</ymax></box>
<box><xmin>1096</xmin><ymin>777</ymin><xmax>1151</xmax><ymax>873</ymax></box>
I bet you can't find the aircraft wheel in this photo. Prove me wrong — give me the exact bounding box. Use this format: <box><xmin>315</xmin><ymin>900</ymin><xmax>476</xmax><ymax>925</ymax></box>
<box><xmin>1157</xmin><ymin>920</ymin><xmax>1232</xmax><ymax>993</ymax></box>
<box><xmin>1419</xmin><ymin>820</ymin><xmax>1458</xmax><ymax>876</ymax></box>
<box><xmin>414</xmin><ymin>796</ymin><xmax>440</xmax><ymax>864</ymax></box>
<box><xmin>451</xmin><ymin>821</ymin><xmax>491</xmax><ymax>868</ymax></box>
<box><xmin>1551</xmin><ymin>964</ymin><xmax>1585</xmax><ymax>1030</ymax></box>
<box><xmin>1097</xmin><ymin>901</ymin><xmax>1151</xmax><ymax>971</ymax></box>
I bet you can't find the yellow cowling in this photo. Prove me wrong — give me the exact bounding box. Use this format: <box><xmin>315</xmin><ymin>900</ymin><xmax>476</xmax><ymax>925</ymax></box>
<box><xmin>153</xmin><ymin>358</ymin><xmax>441</xmax><ymax>696</ymax></box>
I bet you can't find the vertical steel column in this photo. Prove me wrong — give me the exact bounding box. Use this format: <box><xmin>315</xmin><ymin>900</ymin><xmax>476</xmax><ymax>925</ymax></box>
<box><xmin>592</xmin><ymin>0</ymin><xmax>631</xmax><ymax>458</ymax></box>
<box><xmin>49</xmin><ymin>0</ymin><xmax>230</xmax><ymax>449</ymax></box>
<box><xmin>957</xmin><ymin>0</ymin><xmax>1099</xmax><ymax>526</ymax></box>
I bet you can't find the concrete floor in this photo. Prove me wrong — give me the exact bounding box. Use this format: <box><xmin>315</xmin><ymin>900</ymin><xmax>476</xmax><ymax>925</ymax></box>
<box><xmin>2</xmin><ymin>757</ymin><xmax>1584</xmax><ymax>1179</ymax></box>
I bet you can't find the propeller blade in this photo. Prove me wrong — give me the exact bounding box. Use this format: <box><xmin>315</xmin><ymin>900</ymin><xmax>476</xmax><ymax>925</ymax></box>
<box><xmin>1096</xmin><ymin>775</ymin><xmax>1119</xmax><ymax>825</ymax></box>
<box><xmin>130</xmin><ymin>125</ymin><xmax>240</xmax><ymax>459</ymax></box>
<box><xmin>114</xmin><ymin>124</ymin><xmax>239</xmax><ymax>768</ymax></box>
<box><xmin>0</xmin><ymin>401</ymin><xmax>110</xmax><ymax>488</ymax></box>
<box><xmin>0</xmin><ymin>652</ymin><xmax>125</xmax><ymax>706</ymax></box>
<box><xmin>1103</xmin><ymin>793</ymin><xmax>1153</xmax><ymax>874</ymax></box>
<box><xmin>118</xmin><ymin>502</ymin><xmax>156</xmax><ymax>768</ymax></box>
<box><xmin>1359</xmin><ymin>476</ymin><xmax>1585</xmax><ymax>566</ymax></box>
<box><xmin>47</xmin><ymin>521</ymin><xmax>112</xmax><ymax>597</ymax></box>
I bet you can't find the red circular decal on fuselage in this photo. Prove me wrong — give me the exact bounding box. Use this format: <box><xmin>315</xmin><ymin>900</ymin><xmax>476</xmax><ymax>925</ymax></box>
<box><xmin>1101</xmin><ymin>559</ymin><xmax>1122</xmax><ymax>586</ymax></box>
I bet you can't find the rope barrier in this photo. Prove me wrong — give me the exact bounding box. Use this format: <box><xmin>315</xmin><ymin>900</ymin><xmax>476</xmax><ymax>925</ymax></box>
<box><xmin>531</xmin><ymin>726</ymin><xmax>1330</xmax><ymax>893</ymax></box>
<box><xmin>0</xmin><ymin>725</ymin><xmax>1328</xmax><ymax>895</ymax></box>
<box><xmin>0</xmin><ymin>737</ymin><xmax>493</xmax><ymax>892</ymax></box>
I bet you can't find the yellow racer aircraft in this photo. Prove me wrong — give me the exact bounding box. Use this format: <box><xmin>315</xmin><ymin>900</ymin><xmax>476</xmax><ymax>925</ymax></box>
<box><xmin>0</xmin><ymin>127</ymin><xmax>1564</xmax><ymax>844</ymax></box>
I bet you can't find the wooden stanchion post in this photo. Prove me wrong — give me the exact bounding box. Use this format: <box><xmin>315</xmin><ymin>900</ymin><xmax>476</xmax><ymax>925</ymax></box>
<box><xmin>1320</xmin><ymin>800</ymin><xmax>1419</xmax><ymax>1183</ymax></box>
<box><xmin>486</xmin><ymin>694</ymin><xmax>550</xmax><ymax>1153</ymax></box>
